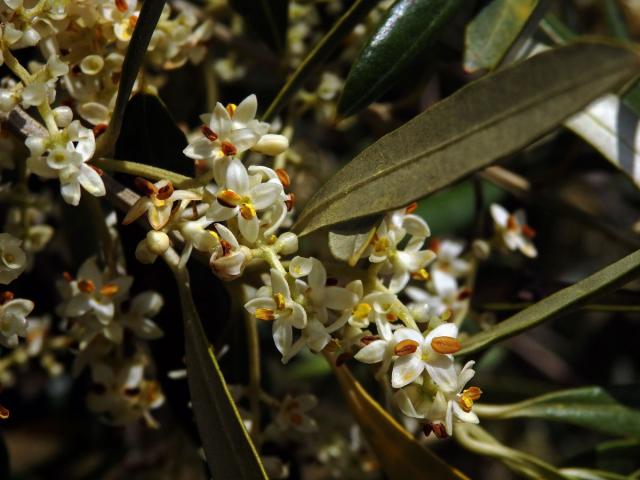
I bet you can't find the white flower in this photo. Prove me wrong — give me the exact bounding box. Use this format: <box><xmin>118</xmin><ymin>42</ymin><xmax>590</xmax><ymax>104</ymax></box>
<box><xmin>61</xmin><ymin>257</ymin><xmax>132</xmax><ymax>324</ymax></box>
<box><xmin>0</xmin><ymin>296</ymin><xmax>34</xmax><ymax>347</ymax></box>
<box><xmin>123</xmin><ymin>178</ymin><xmax>201</xmax><ymax>230</ymax></box>
<box><xmin>490</xmin><ymin>203</ymin><xmax>537</xmax><ymax>258</ymax></box>
<box><xmin>273</xmin><ymin>394</ymin><xmax>318</xmax><ymax>433</ymax></box>
<box><xmin>425</xmin><ymin>361</ymin><xmax>481</xmax><ymax>437</ymax></box>
<box><xmin>367</xmin><ymin>209</ymin><xmax>435</xmax><ymax>293</ymax></box>
<box><xmin>26</xmin><ymin>121</ymin><xmax>105</xmax><ymax>206</ymax></box>
<box><xmin>120</xmin><ymin>291</ymin><xmax>164</xmax><ymax>340</ymax></box>
<box><xmin>245</xmin><ymin>268</ymin><xmax>307</xmax><ymax>359</ymax></box>
<box><xmin>183</xmin><ymin>94</ymin><xmax>267</xmax><ymax>162</ymax></box>
<box><xmin>209</xmin><ymin>224</ymin><xmax>252</xmax><ymax>280</ymax></box>
<box><xmin>0</xmin><ymin>233</ymin><xmax>26</xmax><ymax>284</ymax></box>
<box><xmin>87</xmin><ymin>357</ymin><xmax>164</xmax><ymax>428</ymax></box>
<box><xmin>207</xmin><ymin>158</ymin><xmax>284</xmax><ymax>243</ymax></box>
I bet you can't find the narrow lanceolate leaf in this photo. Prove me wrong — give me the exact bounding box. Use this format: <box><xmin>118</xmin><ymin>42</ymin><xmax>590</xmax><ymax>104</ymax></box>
<box><xmin>464</xmin><ymin>0</ymin><xmax>540</xmax><ymax>72</ymax></box>
<box><xmin>293</xmin><ymin>41</ymin><xmax>640</xmax><ymax>236</ymax></box>
<box><xmin>95</xmin><ymin>0</ymin><xmax>166</xmax><ymax>158</ymax></box>
<box><xmin>565</xmin><ymin>94</ymin><xmax>640</xmax><ymax>189</ymax></box>
<box><xmin>262</xmin><ymin>0</ymin><xmax>379</xmax><ymax>122</ymax></box>
<box><xmin>458</xmin><ymin>248</ymin><xmax>640</xmax><ymax>356</ymax></box>
<box><xmin>475</xmin><ymin>387</ymin><xmax>640</xmax><ymax>439</ymax></box>
<box><xmin>229</xmin><ymin>0</ymin><xmax>288</xmax><ymax>54</ymax></box>
<box><xmin>338</xmin><ymin>0</ymin><xmax>465</xmax><ymax>117</ymax></box>
<box><xmin>176</xmin><ymin>271</ymin><xmax>267</xmax><ymax>479</ymax></box>
<box><xmin>331</xmin><ymin>360</ymin><xmax>469</xmax><ymax>480</ymax></box>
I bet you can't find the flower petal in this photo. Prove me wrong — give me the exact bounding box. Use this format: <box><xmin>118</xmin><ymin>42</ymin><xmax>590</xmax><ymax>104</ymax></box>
<box><xmin>391</xmin><ymin>354</ymin><xmax>424</xmax><ymax>388</ymax></box>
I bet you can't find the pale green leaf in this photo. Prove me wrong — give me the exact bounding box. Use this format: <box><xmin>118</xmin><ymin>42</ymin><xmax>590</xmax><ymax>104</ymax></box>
<box><xmin>175</xmin><ymin>270</ymin><xmax>267</xmax><ymax>479</ymax></box>
<box><xmin>464</xmin><ymin>0</ymin><xmax>540</xmax><ymax>72</ymax></box>
<box><xmin>292</xmin><ymin>41</ymin><xmax>640</xmax><ymax>236</ymax></box>
<box><xmin>458</xmin><ymin>248</ymin><xmax>640</xmax><ymax>355</ymax></box>
<box><xmin>475</xmin><ymin>387</ymin><xmax>640</xmax><ymax>438</ymax></box>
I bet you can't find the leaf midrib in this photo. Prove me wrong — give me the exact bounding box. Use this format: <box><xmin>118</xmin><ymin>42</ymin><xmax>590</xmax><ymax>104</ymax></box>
<box><xmin>298</xmin><ymin>50</ymin><xmax>636</xmax><ymax>230</ymax></box>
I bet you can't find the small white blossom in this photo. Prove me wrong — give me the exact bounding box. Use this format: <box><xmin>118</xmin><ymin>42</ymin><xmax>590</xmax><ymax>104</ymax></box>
<box><xmin>0</xmin><ymin>296</ymin><xmax>34</xmax><ymax>348</ymax></box>
<box><xmin>273</xmin><ymin>394</ymin><xmax>318</xmax><ymax>433</ymax></box>
<box><xmin>490</xmin><ymin>203</ymin><xmax>537</xmax><ymax>258</ymax></box>
<box><xmin>0</xmin><ymin>233</ymin><xmax>26</xmax><ymax>284</ymax></box>
<box><xmin>209</xmin><ymin>224</ymin><xmax>252</xmax><ymax>280</ymax></box>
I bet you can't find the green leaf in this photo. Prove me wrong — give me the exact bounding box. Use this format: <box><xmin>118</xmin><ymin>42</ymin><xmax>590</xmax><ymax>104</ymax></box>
<box><xmin>262</xmin><ymin>0</ymin><xmax>379</xmax><ymax>122</ymax></box>
<box><xmin>229</xmin><ymin>0</ymin><xmax>288</xmax><ymax>54</ymax></box>
<box><xmin>330</xmin><ymin>359</ymin><xmax>469</xmax><ymax>480</ymax></box>
<box><xmin>293</xmin><ymin>41</ymin><xmax>640</xmax><ymax>237</ymax></box>
<box><xmin>113</xmin><ymin>93</ymin><xmax>193</xmax><ymax>177</ymax></box>
<box><xmin>328</xmin><ymin>215</ymin><xmax>380</xmax><ymax>265</ymax></box>
<box><xmin>560</xmin><ymin>468</ymin><xmax>629</xmax><ymax>480</ymax></box>
<box><xmin>95</xmin><ymin>0</ymin><xmax>166</xmax><ymax>158</ymax></box>
<box><xmin>174</xmin><ymin>269</ymin><xmax>267</xmax><ymax>479</ymax></box>
<box><xmin>464</xmin><ymin>0</ymin><xmax>540</xmax><ymax>72</ymax></box>
<box><xmin>604</xmin><ymin>0</ymin><xmax>631</xmax><ymax>40</ymax></box>
<box><xmin>458</xmin><ymin>248</ymin><xmax>640</xmax><ymax>355</ymax></box>
<box><xmin>476</xmin><ymin>387</ymin><xmax>640</xmax><ymax>439</ymax></box>
<box><xmin>338</xmin><ymin>0</ymin><xmax>465</xmax><ymax>117</ymax></box>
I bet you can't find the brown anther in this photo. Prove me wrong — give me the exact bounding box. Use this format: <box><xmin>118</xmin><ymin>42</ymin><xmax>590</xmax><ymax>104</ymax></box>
<box><xmin>290</xmin><ymin>413</ymin><xmax>303</xmax><ymax>425</ymax></box>
<box><xmin>507</xmin><ymin>214</ymin><xmax>519</xmax><ymax>231</ymax></box>
<box><xmin>63</xmin><ymin>271</ymin><xmax>74</xmax><ymax>283</ymax></box>
<box><xmin>323</xmin><ymin>338</ymin><xmax>340</xmax><ymax>353</ymax></box>
<box><xmin>405</xmin><ymin>202</ymin><xmax>418</xmax><ymax>214</ymax></box>
<box><xmin>521</xmin><ymin>224</ymin><xmax>536</xmax><ymax>238</ymax></box>
<box><xmin>0</xmin><ymin>291</ymin><xmax>14</xmax><ymax>304</ymax></box>
<box><xmin>134</xmin><ymin>177</ymin><xmax>157</xmax><ymax>196</ymax></box>
<box><xmin>156</xmin><ymin>182</ymin><xmax>174</xmax><ymax>201</ymax></box>
<box><xmin>386</xmin><ymin>312</ymin><xmax>398</xmax><ymax>322</ymax></box>
<box><xmin>100</xmin><ymin>283</ymin><xmax>119</xmax><ymax>297</ymax></box>
<box><xmin>0</xmin><ymin>404</ymin><xmax>10</xmax><ymax>420</ymax></box>
<box><xmin>432</xmin><ymin>423</ymin><xmax>449</xmax><ymax>439</ymax></box>
<box><xmin>226</xmin><ymin>103</ymin><xmax>236</xmax><ymax>116</ymax></box>
<box><xmin>275</xmin><ymin>168</ymin><xmax>290</xmax><ymax>188</ymax></box>
<box><xmin>216</xmin><ymin>189</ymin><xmax>243</xmax><ymax>208</ymax></box>
<box><xmin>285</xmin><ymin>193</ymin><xmax>295</xmax><ymax>211</ymax></box>
<box><xmin>325</xmin><ymin>277</ymin><xmax>338</xmax><ymax>286</ymax></box>
<box><xmin>431</xmin><ymin>336</ymin><xmax>461</xmax><ymax>354</ymax></box>
<box><xmin>221</xmin><ymin>141</ymin><xmax>237</xmax><ymax>156</ymax></box>
<box><xmin>464</xmin><ymin>386</ymin><xmax>482</xmax><ymax>401</ymax></box>
<box><xmin>92</xmin><ymin>123</ymin><xmax>108</xmax><ymax>136</ymax></box>
<box><xmin>220</xmin><ymin>239</ymin><xmax>233</xmax><ymax>256</ymax></box>
<box><xmin>78</xmin><ymin>279</ymin><xmax>95</xmax><ymax>294</ymax></box>
<box><xmin>394</xmin><ymin>339</ymin><xmax>419</xmax><ymax>356</ymax></box>
<box><xmin>430</xmin><ymin>238</ymin><xmax>441</xmax><ymax>254</ymax></box>
<box><xmin>128</xmin><ymin>15</ymin><xmax>138</xmax><ymax>29</ymax></box>
<box><xmin>336</xmin><ymin>352</ymin><xmax>352</xmax><ymax>367</ymax></box>
<box><xmin>90</xmin><ymin>165</ymin><xmax>104</xmax><ymax>176</ymax></box>
<box><xmin>201</xmin><ymin>125</ymin><xmax>218</xmax><ymax>141</ymax></box>
<box><xmin>255</xmin><ymin>308</ymin><xmax>276</xmax><ymax>321</ymax></box>
<box><xmin>115</xmin><ymin>0</ymin><xmax>128</xmax><ymax>12</ymax></box>
<box><xmin>361</xmin><ymin>335</ymin><xmax>379</xmax><ymax>346</ymax></box>
<box><xmin>457</xmin><ymin>288</ymin><xmax>472</xmax><ymax>301</ymax></box>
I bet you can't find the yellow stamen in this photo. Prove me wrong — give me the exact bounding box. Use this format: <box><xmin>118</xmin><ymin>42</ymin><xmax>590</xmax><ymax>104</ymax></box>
<box><xmin>431</xmin><ymin>336</ymin><xmax>461</xmax><ymax>354</ymax></box>
<box><xmin>411</xmin><ymin>269</ymin><xmax>429</xmax><ymax>281</ymax></box>
<box><xmin>458</xmin><ymin>387</ymin><xmax>482</xmax><ymax>412</ymax></box>
<box><xmin>217</xmin><ymin>189</ymin><xmax>243</xmax><ymax>208</ymax></box>
<box><xmin>352</xmin><ymin>303</ymin><xmax>372</xmax><ymax>320</ymax></box>
<box><xmin>156</xmin><ymin>182</ymin><xmax>174</xmax><ymax>201</ymax></box>
<box><xmin>100</xmin><ymin>283</ymin><xmax>119</xmax><ymax>297</ymax></box>
<box><xmin>226</xmin><ymin>103</ymin><xmax>236</xmax><ymax>116</ymax></box>
<box><xmin>273</xmin><ymin>293</ymin><xmax>286</xmax><ymax>310</ymax></box>
<box><xmin>255</xmin><ymin>308</ymin><xmax>275</xmax><ymax>321</ymax></box>
<box><xmin>240</xmin><ymin>203</ymin><xmax>256</xmax><ymax>220</ymax></box>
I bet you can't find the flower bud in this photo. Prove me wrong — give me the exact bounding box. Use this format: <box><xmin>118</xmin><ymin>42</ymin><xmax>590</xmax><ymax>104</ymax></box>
<box><xmin>251</xmin><ymin>134</ymin><xmax>289</xmax><ymax>156</ymax></box>
<box><xmin>472</xmin><ymin>239</ymin><xmax>491</xmax><ymax>260</ymax></box>
<box><xmin>146</xmin><ymin>231</ymin><xmax>170</xmax><ymax>256</ymax></box>
<box><xmin>275</xmin><ymin>232</ymin><xmax>298</xmax><ymax>255</ymax></box>
<box><xmin>0</xmin><ymin>90</ymin><xmax>17</xmax><ymax>112</ymax></box>
<box><xmin>52</xmin><ymin>106</ymin><xmax>73</xmax><ymax>128</ymax></box>
<box><xmin>135</xmin><ymin>240</ymin><xmax>158</xmax><ymax>264</ymax></box>
<box><xmin>80</xmin><ymin>55</ymin><xmax>104</xmax><ymax>76</ymax></box>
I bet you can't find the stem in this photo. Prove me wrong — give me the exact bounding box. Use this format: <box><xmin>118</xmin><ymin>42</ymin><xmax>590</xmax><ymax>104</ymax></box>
<box><xmin>2</xmin><ymin>47</ymin><xmax>31</xmax><ymax>84</ymax></box>
<box><xmin>244</xmin><ymin>295</ymin><xmax>262</xmax><ymax>444</ymax></box>
<box><xmin>92</xmin><ymin>158</ymin><xmax>192</xmax><ymax>186</ymax></box>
